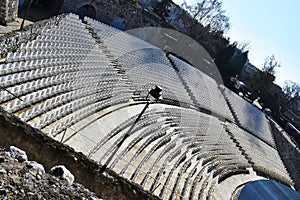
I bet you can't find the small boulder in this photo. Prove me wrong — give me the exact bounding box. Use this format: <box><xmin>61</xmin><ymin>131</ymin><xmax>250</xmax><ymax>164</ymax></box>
<box><xmin>0</xmin><ymin>189</ymin><xmax>7</xmax><ymax>195</ymax></box>
<box><xmin>26</xmin><ymin>161</ymin><xmax>45</xmax><ymax>174</ymax></box>
<box><xmin>0</xmin><ymin>169</ymin><xmax>6</xmax><ymax>175</ymax></box>
<box><xmin>9</xmin><ymin>146</ymin><xmax>28</xmax><ymax>162</ymax></box>
<box><xmin>50</xmin><ymin>165</ymin><xmax>74</xmax><ymax>186</ymax></box>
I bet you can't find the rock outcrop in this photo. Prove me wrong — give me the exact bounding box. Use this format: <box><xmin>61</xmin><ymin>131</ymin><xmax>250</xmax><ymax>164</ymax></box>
<box><xmin>0</xmin><ymin>146</ymin><xmax>102</xmax><ymax>199</ymax></box>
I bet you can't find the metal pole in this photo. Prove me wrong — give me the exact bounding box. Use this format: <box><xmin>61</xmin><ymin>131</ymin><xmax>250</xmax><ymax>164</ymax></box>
<box><xmin>20</xmin><ymin>0</ymin><xmax>34</xmax><ymax>31</ymax></box>
<box><xmin>100</xmin><ymin>100</ymin><xmax>150</xmax><ymax>172</ymax></box>
<box><xmin>0</xmin><ymin>85</ymin><xmax>25</xmax><ymax>103</ymax></box>
<box><xmin>60</xmin><ymin>128</ymin><xmax>67</xmax><ymax>143</ymax></box>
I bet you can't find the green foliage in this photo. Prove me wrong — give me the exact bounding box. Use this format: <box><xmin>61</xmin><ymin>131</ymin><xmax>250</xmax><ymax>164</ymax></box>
<box><xmin>214</xmin><ymin>43</ymin><xmax>237</xmax><ymax>79</ymax></box>
<box><xmin>250</xmin><ymin>72</ymin><xmax>272</xmax><ymax>96</ymax></box>
<box><xmin>243</xmin><ymin>55</ymin><xmax>284</xmax><ymax>111</ymax></box>
<box><xmin>247</xmin><ymin>70</ymin><xmax>286</xmax><ymax>112</ymax></box>
<box><xmin>215</xmin><ymin>43</ymin><xmax>248</xmax><ymax>81</ymax></box>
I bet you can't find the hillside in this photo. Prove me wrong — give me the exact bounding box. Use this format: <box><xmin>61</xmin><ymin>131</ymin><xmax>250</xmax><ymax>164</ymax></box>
<box><xmin>0</xmin><ymin>8</ymin><xmax>299</xmax><ymax>199</ymax></box>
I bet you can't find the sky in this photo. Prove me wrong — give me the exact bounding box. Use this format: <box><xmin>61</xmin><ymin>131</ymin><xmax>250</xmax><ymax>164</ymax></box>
<box><xmin>172</xmin><ymin>0</ymin><xmax>300</xmax><ymax>87</ymax></box>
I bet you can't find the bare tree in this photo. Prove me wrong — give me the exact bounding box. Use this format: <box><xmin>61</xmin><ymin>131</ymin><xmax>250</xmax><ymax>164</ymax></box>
<box><xmin>262</xmin><ymin>54</ymin><xmax>281</xmax><ymax>76</ymax></box>
<box><xmin>181</xmin><ymin>0</ymin><xmax>230</xmax><ymax>33</ymax></box>
<box><xmin>283</xmin><ymin>80</ymin><xmax>300</xmax><ymax>101</ymax></box>
<box><xmin>237</xmin><ymin>41</ymin><xmax>250</xmax><ymax>53</ymax></box>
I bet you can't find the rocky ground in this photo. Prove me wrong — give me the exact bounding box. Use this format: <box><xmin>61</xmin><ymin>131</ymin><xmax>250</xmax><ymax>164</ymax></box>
<box><xmin>0</xmin><ymin>146</ymin><xmax>102</xmax><ymax>200</ymax></box>
<box><xmin>269</xmin><ymin>119</ymin><xmax>300</xmax><ymax>191</ymax></box>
